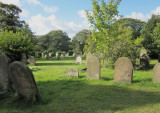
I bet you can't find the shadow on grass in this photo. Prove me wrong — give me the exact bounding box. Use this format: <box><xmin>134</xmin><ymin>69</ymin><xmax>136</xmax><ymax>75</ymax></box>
<box><xmin>36</xmin><ymin>62</ymin><xmax>75</xmax><ymax>66</ymax></box>
<box><xmin>36</xmin><ymin>80</ymin><xmax>160</xmax><ymax>113</ymax></box>
<box><xmin>133</xmin><ymin>78</ymin><xmax>152</xmax><ymax>83</ymax></box>
<box><xmin>1</xmin><ymin>80</ymin><xmax>159</xmax><ymax>113</ymax></box>
<box><xmin>135</xmin><ymin>64</ymin><xmax>155</xmax><ymax>71</ymax></box>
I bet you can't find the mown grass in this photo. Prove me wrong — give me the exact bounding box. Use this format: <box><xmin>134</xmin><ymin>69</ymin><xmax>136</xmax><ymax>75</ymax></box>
<box><xmin>1</xmin><ymin>57</ymin><xmax>160</xmax><ymax>113</ymax></box>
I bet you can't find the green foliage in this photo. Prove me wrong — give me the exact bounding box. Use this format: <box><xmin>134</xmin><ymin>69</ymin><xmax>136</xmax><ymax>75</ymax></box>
<box><xmin>114</xmin><ymin>18</ymin><xmax>145</xmax><ymax>40</ymax></box>
<box><xmin>152</xmin><ymin>23</ymin><xmax>160</xmax><ymax>56</ymax></box>
<box><xmin>142</xmin><ymin>14</ymin><xmax>160</xmax><ymax>58</ymax></box>
<box><xmin>0</xmin><ymin>2</ymin><xmax>25</xmax><ymax>32</ymax></box>
<box><xmin>0</xmin><ymin>29</ymin><xmax>35</xmax><ymax>62</ymax></box>
<box><xmin>71</xmin><ymin>29</ymin><xmax>91</xmax><ymax>53</ymax></box>
<box><xmin>68</xmin><ymin>50</ymin><xmax>74</xmax><ymax>56</ymax></box>
<box><xmin>85</xmin><ymin>0</ymin><xmax>122</xmax><ymax>65</ymax></box>
<box><xmin>36</xmin><ymin>30</ymin><xmax>71</xmax><ymax>53</ymax></box>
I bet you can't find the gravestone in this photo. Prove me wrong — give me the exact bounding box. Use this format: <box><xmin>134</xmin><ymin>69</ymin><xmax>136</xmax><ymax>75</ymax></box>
<box><xmin>114</xmin><ymin>57</ymin><xmax>133</xmax><ymax>83</ymax></box>
<box><xmin>21</xmin><ymin>53</ymin><xmax>27</xmax><ymax>64</ymax></box>
<box><xmin>140</xmin><ymin>48</ymin><xmax>147</xmax><ymax>57</ymax></box>
<box><xmin>153</xmin><ymin>63</ymin><xmax>160</xmax><ymax>83</ymax></box>
<box><xmin>76</xmin><ymin>56</ymin><xmax>82</xmax><ymax>64</ymax></box>
<box><xmin>0</xmin><ymin>54</ymin><xmax>9</xmax><ymax>90</ymax></box>
<box><xmin>74</xmin><ymin>52</ymin><xmax>81</xmax><ymax>59</ymax></box>
<box><xmin>66</xmin><ymin>53</ymin><xmax>69</xmax><ymax>57</ymax></box>
<box><xmin>49</xmin><ymin>53</ymin><xmax>52</xmax><ymax>58</ymax></box>
<box><xmin>9</xmin><ymin>61</ymin><xmax>39</xmax><ymax>99</ymax></box>
<box><xmin>41</xmin><ymin>53</ymin><xmax>44</xmax><ymax>58</ymax></box>
<box><xmin>28</xmin><ymin>56</ymin><xmax>36</xmax><ymax>66</ymax></box>
<box><xmin>56</xmin><ymin>52</ymin><xmax>59</xmax><ymax>58</ymax></box>
<box><xmin>66</xmin><ymin>69</ymin><xmax>79</xmax><ymax>77</ymax></box>
<box><xmin>140</xmin><ymin>54</ymin><xmax>149</xmax><ymax>68</ymax></box>
<box><xmin>86</xmin><ymin>53</ymin><xmax>100</xmax><ymax>80</ymax></box>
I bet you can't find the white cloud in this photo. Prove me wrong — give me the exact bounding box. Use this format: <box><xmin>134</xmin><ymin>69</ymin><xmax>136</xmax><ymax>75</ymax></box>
<box><xmin>152</xmin><ymin>7</ymin><xmax>160</xmax><ymax>15</ymax></box>
<box><xmin>126</xmin><ymin>6</ymin><xmax>160</xmax><ymax>21</ymax></box>
<box><xmin>78</xmin><ymin>10</ymin><xmax>87</xmax><ymax>18</ymax></box>
<box><xmin>20</xmin><ymin>9</ymin><xmax>29</xmax><ymax>17</ymax></box>
<box><xmin>0</xmin><ymin>0</ymin><xmax>21</xmax><ymax>6</ymax></box>
<box><xmin>27</xmin><ymin>14</ymin><xmax>86</xmax><ymax>38</ymax></box>
<box><xmin>26</xmin><ymin>0</ymin><xmax>57</xmax><ymax>13</ymax></box>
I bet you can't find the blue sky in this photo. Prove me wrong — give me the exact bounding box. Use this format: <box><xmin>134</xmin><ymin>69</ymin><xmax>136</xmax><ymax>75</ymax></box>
<box><xmin>1</xmin><ymin>0</ymin><xmax>160</xmax><ymax>38</ymax></box>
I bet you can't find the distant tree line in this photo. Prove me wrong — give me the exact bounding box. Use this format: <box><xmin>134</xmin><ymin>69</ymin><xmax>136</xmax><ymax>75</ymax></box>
<box><xmin>0</xmin><ymin>0</ymin><xmax>160</xmax><ymax>64</ymax></box>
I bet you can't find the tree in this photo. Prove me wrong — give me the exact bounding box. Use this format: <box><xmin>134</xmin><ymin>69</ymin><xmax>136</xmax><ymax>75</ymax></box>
<box><xmin>36</xmin><ymin>30</ymin><xmax>71</xmax><ymax>53</ymax></box>
<box><xmin>71</xmin><ymin>29</ymin><xmax>91</xmax><ymax>53</ymax></box>
<box><xmin>114</xmin><ymin>18</ymin><xmax>145</xmax><ymax>40</ymax></box>
<box><xmin>152</xmin><ymin>23</ymin><xmax>160</xmax><ymax>57</ymax></box>
<box><xmin>0</xmin><ymin>2</ymin><xmax>25</xmax><ymax>32</ymax></box>
<box><xmin>141</xmin><ymin>14</ymin><xmax>160</xmax><ymax>58</ymax></box>
<box><xmin>85</xmin><ymin>0</ymin><xmax>122</xmax><ymax>65</ymax></box>
<box><xmin>0</xmin><ymin>29</ymin><xmax>35</xmax><ymax>62</ymax></box>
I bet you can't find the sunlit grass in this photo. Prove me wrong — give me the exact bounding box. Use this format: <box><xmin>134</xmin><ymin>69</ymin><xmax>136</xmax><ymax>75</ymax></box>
<box><xmin>1</xmin><ymin>57</ymin><xmax>160</xmax><ymax>113</ymax></box>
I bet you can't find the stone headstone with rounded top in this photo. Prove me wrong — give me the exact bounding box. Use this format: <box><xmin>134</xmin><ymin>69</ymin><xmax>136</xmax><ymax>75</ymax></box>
<box><xmin>114</xmin><ymin>57</ymin><xmax>133</xmax><ymax>83</ymax></box>
<box><xmin>9</xmin><ymin>61</ymin><xmax>39</xmax><ymax>100</ymax></box>
<box><xmin>140</xmin><ymin>48</ymin><xmax>147</xmax><ymax>57</ymax></box>
<box><xmin>28</xmin><ymin>56</ymin><xmax>36</xmax><ymax>66</ymax></box>
<box><xmin>76</xmin><ymin>56</ymin><xmax>82</xmax><ymax>64</ymax></box>
<box><xmin>86</xmin><ymin>53</ymin><xmax>100</xmax><ymax>80</ymax></box>
<box><xmin>153</xmin><ymin>63</ymin><xmax>160</xmax><ymax>83</ymax></box>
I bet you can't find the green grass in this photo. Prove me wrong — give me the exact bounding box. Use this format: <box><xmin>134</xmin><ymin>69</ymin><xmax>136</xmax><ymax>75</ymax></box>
<box><xmin>1</xmin><ymin>57</ymin><xmax>160</xmax><ymax>113</ymax></box>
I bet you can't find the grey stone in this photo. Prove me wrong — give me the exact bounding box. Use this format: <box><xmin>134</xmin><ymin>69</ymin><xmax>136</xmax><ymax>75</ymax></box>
<box><xmin>9</xmin><ymin>61</ymin><xmax>39</xmax><ymax>99</ymax></box>
<box><xmin>153</xmin><ymin>63</ymin><xmax>160</xmax><ymax>83</ymax></box>
<box><xmin>140</xmin><ymin>54</ymin><xmax>149</xmax><ymax>68</ymax></box>
<box><xmin>21</xmin><ymin>53</ymin><xmax>27</xmax><ymax>64</ymax></box>
<box><xmin>0</xmin><ymin>54</ymin><xmax>9</xmax><ymax>90</ymax></box>
<box><xmin>76</xmin><ymin>56</ymin><xmax>82</xmax><ymax>64</ymax></box>
<box><xmin>28</xmin><ymin>56</ymin><xmax>36</xmax><ymax>66</ymax></box>
<box><xmin>114</xmin><ymin>57</ymin><xmax>133</xmax><ymax>83</ymax></box>
<box><xmin>140</xmin><ymin>48</ymin><xmax>147</xmax><ymax>57</ymax></box>
<box><xmin>48</xmin><ymin>53</ymin><xmax>52</xmax><ymax>58</ymax></box>
<box><xmin>56</xmin><ymin>52</ymin><xmax>59</xmax><ymax>58</ymax></box>
<box><xmin>86</xmin><ymin>53</ymin><xmax>100</xmax><ymax>80</ymax></box>
<box><xmin>66</xmin><ymin>69</ymin><xmax>79</xmax><ymax>77</ymax></box>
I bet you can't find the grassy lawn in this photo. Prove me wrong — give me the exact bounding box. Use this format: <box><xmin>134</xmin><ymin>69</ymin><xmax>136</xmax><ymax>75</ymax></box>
<box><xmin>1</xmin><ymin>57</ymin><xmax>160</xmax><ymax>113</ymax></box>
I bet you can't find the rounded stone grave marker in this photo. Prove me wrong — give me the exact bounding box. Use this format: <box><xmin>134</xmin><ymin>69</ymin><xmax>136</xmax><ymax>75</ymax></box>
<box><xmin>76</xmin><ymin>56</ymin><xmax>82</xmax><ymax>64</ymax></box>
<box><xmin>9</xmin><ymin>61</ymin><xmax>39</xmax><ymax>99</ymax></box>
<box><xmin>114</xmin><ymin>57</ymin><xmax>133</xmax><ymax>83</ymax></box>
<box><xmin>153</xmin><ymin>63</ymin><xmax>160</xmax><ymax>83</ymax></box>
<box><xmin>86</xmin><ymin>53</ymin><xmax>100</xmax><ymax>80</ymax></box>
<box><xmin>140</xmin><ymin>48</ymin><xmax>147</xmax><ymax>57</ymax></box>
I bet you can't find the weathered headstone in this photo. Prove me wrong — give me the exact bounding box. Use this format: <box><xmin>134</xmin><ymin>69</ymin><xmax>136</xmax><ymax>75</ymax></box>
<box><xmin>41</xmin><ymin>53</ymin><xmax>44</xmax><ymax>58</ymax></box>
<box><xmin>28</xmin><ymin>56</ymin><xmax>36</xmax><ymax>66</ymax></box>
<box><xmin>140</xmin><ymin>48</ymin><xmax>147</xmax><ymax>57</ymax></box>
<box><xmin>56</xmin><ymin>52</ymin><xmax>59</xmax><ymax>58</ymax></box>
<box><xmin>140</xmin><ymin>54</ymin><xmax>149</xmax><ymax>68</ymax></box>
<box><xmin>73</xmin><ymin>53</ymin><xmax>75</xmax><ymax>57</ymax></box>
<box><xmin>153</xmin><ymin>63</ymin><xmax>160</xmax><ymax>83</ymax></box>
<box><xmin>114</xmin><ymin>57</ymin><xmax>133</xmax><ymax>83</ymax></box>
<box><xmin>48</xmin><ymin>53</ymin><xmax>52</xmax><ymax>58</ymax></box>
<box><xmin>0</xmin><ymin>54</ymin><xmax>9</xmax><ymax>90</ymax></box>
<box><xmin>86</xmin><ymin>53</ymin><xmax>100</xmax><ymax>80</ymax></box>
<box><xmin>74</xmin><ymin>52</ymin><xmax>81</xmax><ymax>59</ymax></box>
<box><xmin>21</xmin><ymin>53</ymin><xmax>27</xmax><ymax>64</ymax></box>
<box><xmin>66</xmin><ymin>53</ymin><xmax>69</xmax><ymax>57</ymax></box>
<box><xmin>9</xmin><ymin>61</ymin><xmax>39</xmax><ymax>99</ymax></box>
<box><xmin>76</xmin><ymin>56</ymin><xmax>82</xmax><ymax>64</ymax></box>
<box><xmin>66</xmin><ymin>69</ymin><xmax>79</xmax><ymax>77</ymax></box>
